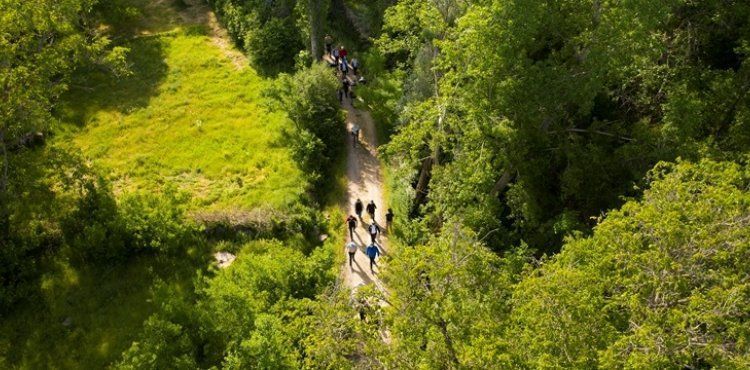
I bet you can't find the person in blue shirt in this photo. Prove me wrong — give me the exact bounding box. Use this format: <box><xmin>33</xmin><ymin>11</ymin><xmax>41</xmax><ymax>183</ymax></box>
<box><xmin>366</xmin><ymin>243</ymin><xmax>380</xmax><ymax>273</ymax></box>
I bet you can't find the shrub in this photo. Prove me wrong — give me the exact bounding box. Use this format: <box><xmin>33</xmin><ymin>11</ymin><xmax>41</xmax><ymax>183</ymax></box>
<box><xmin>63</xmin><ymin>179</ymin><xmax>198</xmax><ymax>263</ymax></box>
<box><xmin>245</xmin><ymin>17</ymin><xmax>303</xmax><ymax>75</ymax></box>
<box><xmin>208</xmin><ymin>0</ymin><xmax>302</xmax><ymax>74</ymax></box>
<box><xmin>119</xmin><ymin>189</ymin><xmax>196</xmax><ymax>255</ymax></box>
<box><xmin>269</xmin><ymin>63</ymin><xmax>344</xmax><ymax>196</ymax></box>
<box><xmin>114</xmin><ymin>316</ymin><xmax>197</xmax><ymax>370</ymax></box>
<box><xmin>63</xmin><ymin>177</ymin><xmax>128</xmax><ymax>262</ymax></box>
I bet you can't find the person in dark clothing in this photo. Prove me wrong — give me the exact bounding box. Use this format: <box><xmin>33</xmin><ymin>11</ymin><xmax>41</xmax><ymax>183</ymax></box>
<box><xmin>340</xmin><ymin>59</ymin><xmax>349</xmax><ymax>75</ymax></box>
<box><xmin>332</xmin><ymin>47</ymin><xmax>340</xmax><ymax>65</ymax></box>
<box><xmin>354</xmin><ymin>199</ymin><xmax>364</xmax><ymax>219</ymax></box>
<box><xmin>386</xmin><ymin>208</ymin><xmax>394</xmax><ymax>229</ymax></box>
<box><xmin>341</xmin><ymin>78</ymin><xmax>351</xmax><ymax>103</ymax></box>
<box><xmin>368</xmin><ymin>222</ymin><xmax>380</xmax><ymax>243</ymax></box>
<box><xmin>346</xmin><ymin>214</ymin><xmax>357</xmax><ymax>239</ymax></box>
<box><xmin>366</xmin><ymin>243</ymin><xmax>380</xmax><ymax>273</ymax></box>
<box><xmin>366</xmin><ymin>200</ymin><xmax>377</xmax><ymax>221</ymax></box>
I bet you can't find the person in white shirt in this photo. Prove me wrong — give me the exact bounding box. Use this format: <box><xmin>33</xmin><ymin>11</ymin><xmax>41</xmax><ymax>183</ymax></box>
<box><xmin>346</xmin><ymin>241</ymin><xmax>358</xmax><ymax>267</ymax></box>
<box><xmin>368</xmin><ymin>222</ymin><xmax>380</xmax><ymax>243</ymax></box>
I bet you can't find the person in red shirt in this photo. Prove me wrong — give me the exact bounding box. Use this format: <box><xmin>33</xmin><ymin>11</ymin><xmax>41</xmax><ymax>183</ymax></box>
<box><xmin>339</xmin><ymin>45</ymin><xmax>348</xmax><ymax>63</ymax></box>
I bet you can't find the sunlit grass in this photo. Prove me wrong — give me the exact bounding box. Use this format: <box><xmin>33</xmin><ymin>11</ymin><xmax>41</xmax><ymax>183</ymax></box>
<box><xmin>59</xmin><ymin>31</ymin><xmax>305</xmax><ymax>212</ymax></box>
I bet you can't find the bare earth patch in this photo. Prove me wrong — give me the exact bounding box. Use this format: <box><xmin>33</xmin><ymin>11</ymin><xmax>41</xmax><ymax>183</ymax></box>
<box><xmin>214</xmin><ymin>251</ymin><xmax>236</xmax><ymax>268</ymax></box>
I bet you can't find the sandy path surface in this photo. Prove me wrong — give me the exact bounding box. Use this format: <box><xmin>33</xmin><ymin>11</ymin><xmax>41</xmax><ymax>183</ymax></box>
<box><xmin>337</xmin><ymin>67</ymin><xmax>389</xmax><ymax>294</ymax></box>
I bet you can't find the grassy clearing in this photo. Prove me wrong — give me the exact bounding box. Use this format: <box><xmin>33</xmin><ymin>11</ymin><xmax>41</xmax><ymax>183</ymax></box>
<box><xmin>0</xmin><ymin>1</ymin><xmax>311</xmax><ymax>368</ymax></box>
<box><xmin>58</xmin><ymin>15</ymin><xmax>305</xmax><ymax>213</ymax></box>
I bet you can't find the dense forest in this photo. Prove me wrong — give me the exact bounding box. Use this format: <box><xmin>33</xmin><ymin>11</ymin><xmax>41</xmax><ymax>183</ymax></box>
<box><xmin>1</xmin><ymin>0</ymin><xmax>749</xmax><ymax>368</ymax></box>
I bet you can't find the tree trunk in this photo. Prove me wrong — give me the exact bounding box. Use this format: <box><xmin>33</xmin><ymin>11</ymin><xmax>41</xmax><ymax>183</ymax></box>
<box><xmin>437</xmin><ymin>318</ymin><xmax>461</xmax><ymax>367</ymax></box>
<box><xmin>308</xmin><ymin>0</ymin><xmax>323</xmax><ymax>59</ymax></box>
<box><xmin>0</xmin><ymin>131</ymin><xmax>7</xmax><ymax>195</ymax></box>
<box><xmin>412</xmin><ymin>156</ymin><xmax>433</xmax><ymax>215</ymax></box>
<box><xmin>491</xmin><ymin>165</ymin><xmax>514</xmax><ymax>196</ymax></box>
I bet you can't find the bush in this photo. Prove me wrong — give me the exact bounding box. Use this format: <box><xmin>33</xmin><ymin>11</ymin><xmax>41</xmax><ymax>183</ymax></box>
<box><xmin>208</xmin><ymin>0</ymin><xmax>302</xmax><ymax>74</ymax></box>
<box><xmin>63</xmin><ymin>179</ymin><xmax>198</xmax><ymax>263</ymax></box>
<box><xmin>63</xmin><ymin>177</ymin><xmax>128</xmax><ymax>262</ymax></box>
<box><xmin>119</xmin><ymin>189</ymin><xmax>196</xmax><ymax>255</ymax></box>
<box><xmin>114</xmin><ymin>316</ymin><xmax>197</xmax><ymax>370</ymax></box>
<box><xmin>245</xmin><ymin>17</ymin><xmax>303</xmax><ymax>75</ymax></box>
<box><xmin>269</xmin><ymin>63</ymin><xmax>344</xmax><ymax>196</ymax></box>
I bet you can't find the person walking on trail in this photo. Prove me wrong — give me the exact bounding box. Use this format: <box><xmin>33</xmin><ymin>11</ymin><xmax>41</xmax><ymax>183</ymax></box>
<box><xmin>339</xmin><ymin>45</ymin><xmax>348</xmax><ymax>64</ymax></box>
<box><xmin>366</xmin><ymin>243</ymin><xmax>380</xmax><ymax>273</ymax></box>
<box><xmin>340</xmin><ymin>78</ymin><xmax>351</xmax><ymax>103</ymax></box>
<box><xmin>339</xmin><ymin>58</ymin><xmax>349</xmax><ymax>75</ymax></box>
<box><xmin>368</xmin><ymin>222</ymin><xmax>380</xmax><ymax>243</ymax></box>
<box><xmin>346</xmin><ymin>214</ymin><xmax>357</xmax><ymax>239</ymax></box>
<box><xmin>346</xmin><ymin>241</ymin><xmax>358</xmax><ymax>268</ymax></box>
<box><xmin>354</xmin><ymin>199</ymin><xmax>364</xmax><ymax>219</ymax></box>
<box><xmin>386</xmin><ymin>208</ymin><xmax>394</xmax><ymax>229</ymax></box>
<box><xmin>350</xmin><ymin>57</ymin><xmax>360</xmax><ymax>76</ymax></box>
<box><xmin>366</xmin><ymin>200</ymin><xmax>377</xmax><ymax>221</ymax></box>
<box><xmin>332</xmin><ymin>47</ymin><xmax>340</xmax><ymax>65</ymax></box>
<box><xmin>324</xmin><ymin>34</ymin><xmax>333</xmax><ymax>55</ymax></box>
<box><xmin>350</xmin><ymin>123</ymin><xmax>360</xmax><ymax>147</ymax></box>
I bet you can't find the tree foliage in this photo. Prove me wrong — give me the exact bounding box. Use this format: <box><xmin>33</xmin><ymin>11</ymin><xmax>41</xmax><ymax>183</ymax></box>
<box><xmin>0</xmin><ymin>0</ymin><xmax>128</xmax><ymax>234</ymax></box>
<box><xmin>511</xmin><ymin>159</ymin><xmax>750</xmax><ymax>368</ymax></box>
<box><xmin>374</xmin><ymin>159</ymin><xmax>750</xmax><ymax>368</ymax></box>
<box><xmin>269</xmin><ymin>62</ymin><xmax>345</xmax><ymax>197</ymax></box>
<box><xmin>379</xmin><ymin>0</ymin><xmax>750</xmax><ymax>253</ymax></box>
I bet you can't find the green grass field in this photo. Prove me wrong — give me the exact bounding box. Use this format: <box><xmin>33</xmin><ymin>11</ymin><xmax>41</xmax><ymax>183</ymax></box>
<box><xmin>58</xmin><ymin>8</ymin><xmax>305</xmax><ymax>213</ymax></box>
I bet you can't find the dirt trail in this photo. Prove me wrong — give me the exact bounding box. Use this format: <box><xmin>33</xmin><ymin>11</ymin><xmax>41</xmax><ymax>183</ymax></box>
<box><xmin>335</xmin><ymin>61</ymin><xmax>389</xmax><ymax>294</ymax></box>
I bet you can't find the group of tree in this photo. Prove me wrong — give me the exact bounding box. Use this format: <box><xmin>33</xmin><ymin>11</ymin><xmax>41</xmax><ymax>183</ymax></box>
<box><xmin>4</xmin><ymin>0</ymin><xmax>750</xmax><ymax>367</ymax></box>
<box><xmin>207</xmin><ymin>0</ymin><xmax>336</xmax><ymax>74</ymax></box>
<box><xmin>372</xmin><ymin>0</ymin><xmax>749</xmax><ymax>253</ymax></box>
<box><xmin>352</xmin><ymin>159</ymin><xmax>748</xmax><ymax>368</ymax></box>
<box><xmin>0</xmin><ymin>0</ymin><xmax>132</xmax><ymax>309</ymax></box>
<box><xmin>332</xmin><ymin>0</ymin><xmax>750</xmax><ymax>367</ymax></box>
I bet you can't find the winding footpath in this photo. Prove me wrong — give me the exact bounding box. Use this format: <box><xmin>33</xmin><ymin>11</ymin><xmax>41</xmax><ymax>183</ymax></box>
<box><xmin>334</xmin><ymin>61</ymin><xmax>389</xmax><ymax>295</ymax></box>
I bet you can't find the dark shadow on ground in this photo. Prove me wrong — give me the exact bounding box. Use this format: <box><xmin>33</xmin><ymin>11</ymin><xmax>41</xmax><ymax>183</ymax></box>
<box><xmin>56</xmin><ymin>36</ymin><xmax>169</xmax><ymax>128</ymax></box>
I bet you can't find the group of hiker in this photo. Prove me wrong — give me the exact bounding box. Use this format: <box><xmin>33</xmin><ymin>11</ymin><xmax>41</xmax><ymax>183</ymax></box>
<box><xmin>345</xmin><ymin>198</ymin><xmax>394</xmax><ymax>274</ymax></box>
<box><xmin>324</xmin><ymin>34</ymin><xmax>363</xmax><ymax>104</ymax></box>
<box><xmin>325</xmin><ymin>35</ymin><xmax>391</xmax><ymax>275</ymax></box>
